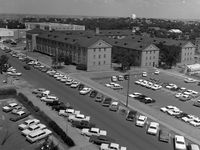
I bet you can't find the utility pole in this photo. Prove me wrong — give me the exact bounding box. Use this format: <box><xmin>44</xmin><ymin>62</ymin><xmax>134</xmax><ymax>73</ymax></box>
<box><xmin>56</xmin><ymin>47</ymin><xmax>58</xmax><ymax>70</ymax></box>
<box><xmin>126</xmin><ymin>70</ymin><xmax>130</xmax><ymax>107</ymax></box>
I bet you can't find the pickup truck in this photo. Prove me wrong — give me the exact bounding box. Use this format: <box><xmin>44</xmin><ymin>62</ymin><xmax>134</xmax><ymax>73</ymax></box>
<box><xmin>58</xmin><ymin>109</ymin><xmax>80</xmax><ymax>117</ymax></box>
<box><xmin>81</xmin><ymin>127</ymin><xmax>107</xmax><ymax>137</ymax></box>
<box><xmin>100</xmin><ymin>143</ymin><xmax>127</xmax><ymax>150</ymax></box>
<box><xmin>71</xmin><ymin>120</ymin><xmax>95</xmax><ymax>129</ymax></box>
<box><xmin>68</xmin><ymin>114</ymin><xmax>90</xmax><ymax>122</ymax></box>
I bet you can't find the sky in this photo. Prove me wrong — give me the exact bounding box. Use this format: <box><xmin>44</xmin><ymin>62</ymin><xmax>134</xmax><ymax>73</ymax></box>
<box><xmin>0</xmin><ymin>0</ymin><xmax>200</xmax><ymax>19</ymax></box>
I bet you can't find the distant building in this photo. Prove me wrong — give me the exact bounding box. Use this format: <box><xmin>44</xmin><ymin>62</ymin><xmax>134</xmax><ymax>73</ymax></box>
<box><xmin>0</xmin><ymin>28</ymin><xmax>27</xmax><ymax>41</ymax></box>
<box><xmin>195</xmin><ymin>37</ymin><xmax>200</xmax><ymax>53</ymax></box>
<box><xmin>25</xmin><ymin>22</ymin><xmax>85</xmax><ymax>31</ymax></box>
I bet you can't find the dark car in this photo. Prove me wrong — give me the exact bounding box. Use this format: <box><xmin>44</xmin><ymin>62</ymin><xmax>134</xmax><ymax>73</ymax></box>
<box><xmin>71</xmin><ymin>120</ymin><xmax>96</xmax><ymax>129</ymax></box>
<box><xmin>102</xmin><ymin>98</ymin><xmax>112</xmax><ymax>107</ymax></box>
<box><xmin>90</xmin><ymin>90</ymin><xmax>98</xmax><ymax>98</ymax></box>
<box><xmin>41</xmin><ymin>67</ymin><xmax>49</xmax><ymax>72</ymax></box>
<box><xmin>135</xmin><ymin>94</ymin><xmax>146</xmax><ymax>101</ymax></box>
<box><xmin>175</xmin><ymin>112</ymin><xmax>188</xmax><ymax>119</ymax></box>
<box><xmin>9</xmin><ymin>112</ymin><xmax>30</xmax><ymax>122</ymax></box>
<box><xmin>52</xmin><ymin>103</ymin><xmax>72</xmax><ymax>111</ymax></box>
<box><xmin>95</xmin><ymin>94</ymin><xmax>104</xmax><ymax>102</ymax></box>
<box><xmin>193</xmin><ymin>101</ymin><xmax>200</xmax><ymax>107</ymax></box>
<box><xmin>23</xmin><ymin>65</ymin><xmax>31</xmax><ymax>70</ymax></box>
<box><xmin>46</xmin><ymin>101</ymin><xmax>62</xmax><ymax>106</ymax></box>
<box><xmin>78</xmin><ymin>84</ymin><xmax>84</xmax><ymax>91</ymax></box>
<box><xmin>126</xmin><ymin>110</ymin><xmax>137</xmax><ymax>121</ymax></box>
<box><xmin>140</xmin><ymin>97</ymin><xmax>156</xmax><ymax>104</ymax></box>
<box><xmin>89</xmin><ymin>135</ymin><xmax>115</xmax><ymax>145</ymax></box>
<box><xmin>159</xmin><ymin>130</ymin><xmax>170</xmax><ymax>143</ymax></box>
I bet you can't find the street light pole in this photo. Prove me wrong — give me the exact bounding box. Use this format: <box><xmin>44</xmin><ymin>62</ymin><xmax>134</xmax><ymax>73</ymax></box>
<box><xmin>126</xmin><ymin>70</ymin><xmax>130</xmax><ymax>107</ymax></box>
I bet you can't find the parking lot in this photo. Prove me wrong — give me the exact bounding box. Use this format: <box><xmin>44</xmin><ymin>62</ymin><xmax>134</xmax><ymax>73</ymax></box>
<box><xmin>0</xmin><ymin>98</ymin><xmax>39</xmax><ymax>150</ymax></box>
<box><xmin>94</xmin><ymin>70</ymin><xmax>200</xmax><ymax>123</ymax></box>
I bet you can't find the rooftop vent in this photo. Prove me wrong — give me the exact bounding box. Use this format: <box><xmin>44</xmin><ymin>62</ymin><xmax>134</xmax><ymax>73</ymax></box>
<box><xmin>153</xmin><ymin>40</ymin><xmax>157</xmax><ymax>42</ymax></box>
<box><xmin>124</xmin><ymin>42</ymin><xmax>128</xmax><ymax>46</ymax></box>
<box><xmin>137</xmin><ymin>40</ymin><xmax>141</xmax><ymax>43</ymax></box>
<box><xmin>64</xmin><ymin>38</ymin><xmax>68</xmax><ymax>40</ymax></box>
<box><xmin>72</xmin><ymin>39</ymin><xmax>76</xmax><ymax>42</ymax></box>
<box><xmin>132</xmin><ymin>37</ymin><xmax>135</xmax><ymax>39</ymax></box>
<box><xmin>140</xmin><ymin>45</ymin><xmax>143</xmax><ymax>48</ymax></box>
<box><xmin>114</xmin><ymin>41</ymin><xmax>118</xmax><ymax>44</ymax></box>
<box><xmin>54</xmin><ymin>35</ymin><xmax>57</xmax><ymax>38</ymax></box>
<box><xmin>47</xmin><ymin>34</ymin><xmax>51</xmax><ymax>37</ymax></box>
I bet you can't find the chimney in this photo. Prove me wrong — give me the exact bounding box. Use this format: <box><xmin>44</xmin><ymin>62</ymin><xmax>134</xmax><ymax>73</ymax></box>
<box><xmin>95</xmin><ymin>27</ymin><xmax>100</xmax><ymax>34</ymax></box>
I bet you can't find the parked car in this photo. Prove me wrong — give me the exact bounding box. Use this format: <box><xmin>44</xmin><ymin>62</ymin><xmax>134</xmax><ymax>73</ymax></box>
<box><xmin>100</xmin><ymin>143</ymin><xmax>127</xmax><ymax>150</ymax></box>
<box><xmin>10</xmin><ymin>112</ymin><xmax>30</xmax><ymax>122</ymax></box>
<box><xmin>23</xmin><ymin>65</ymin><xmax>31</xmax><ymax>70</ymax></box>
<box><xmin>79</xmin><ymin>87</ymin><xmax>91</xmax><ymax>95</ymax></box>
<box><xmin>81</xmin><ymin>127</ymin><xmax>107</xmax><ymax>137</ymax></box>
<box><xmin>109</xmin><ymin>102</ymin><xmax>119</xmax><ymax>111</ymax></box>
<box><xmin>32</xmin><ymin>88</ymin><xmax>46</xmax><ymax>94</ymax></box>
<box><xmin>135</xmin><ymin>115</ymin><xmax>147</xmax><ymax>127</ymax></box>
<box><xmin>46</xmin><ymin>101</ymin><xmax>63</xmax><ymax>106</ymax></box>
<box><xmin>118</xmin><ymin>75</ymin><xmax>124</xmax><ymax>81</ymax></box>
<box><xmin>21</xmin><ymin>123</ymin><xmax>46</xmax><ymax>136</ymax></box>
<box><xmin>90</xmin><ymin>90</ymin><xmax>98</xmax><ymax>98</ymax></box>
<box><xmin>2</xmin><ymin>105</ymin><xmax>13</xmax><ymax>112</ymax></box>
<box><xmin>140</xmin><ymin>97</ymin><xmax>156</xmax><ymax>104</ymax></box>
<box><xmin>174</xmin><ymin>135</ymin><xmax>187</xmax><ymax>150</ymax></box>
<box><xmin>70</xmin><ymin>81</ymin><xmax>80</xmax><ymax>88</ymax></box>
<box><xmin>154</xmin><ymin>70</ymin><xmax>160</xmax><ymax>75</ymax></box>
<box><xmin>26</xmin><ymin>129</ymin><xmax>52</xmax><ymax>143</ymax></box>
<box><xmin>58</xmin><ymin>109</ymin><xmax>80</xmax><ymax>117</ymax></box>
<box><xmin>126</xmin><ymin>110</ymin><xmax>137</xmax><ymax>121</ymax></box>
<box><xmin>68</xmin><ymin>114</ymin><xmax>90</xmax><ymax>122</ymax></box>
<box><xmin>78</xmin><ymin>84</ymin><xmax>84</xmax><ymax>91</ymax></box>
<box><xmin>159</xmin><ymin>130</ymin><xmax>170</xmax><ymax>143</ymax></box>
<box><xmin>193</xmin><ymin>100</ymin><xmax>200</xmax><ymax>107</ymax></box>
<box><xmin>18</xmin><ymin>118</ymin><xmax>40</xmax><ymax>130</ymax></box>
<box><xmin>128</xmin><ymin>92</ymin><xmax>142</xmax><ymax>98</ymax></box>
<box><xmin>184</xmin><ymin>78</ymin><xmax>197</xmax><ymax>83</ymax></box>
<box><xmin>52</xmin><ymin>104</ymin><xmax>69</xmax><ymax>112</ymax></box>
<box><xmin>102</xmin><ymin>98</ymin><xmax>112</xmax><ymax>107</ymax></box>
<box><xmin>95</xmin><ymin>94</ymin><xmax>104</xmax><ymax>102</ymax></box>
<box><xmin>89</xmin><ymin>135</ymin><xmax>115</xmax><ymax>145</ymax></box>
<box><xmin>188</xmin><ymin>144</ymin><xmax>200</xmax><ymax>150</ymax></box>
<box><xmin>147</xmin><ymin>122</ymin><xmax>159</xmax><ymax>135</ymax></box>
<box><xmin>111</xmin><ymin>76</ymin><xmax>117</xmax><ymax>82</ymax></box>
<box><xmin>71</xmin><ymin>120</ymin><xmax>96</xmax><ymax>129</ymax></box>
<box><xmin>142</xmin><ymin>72</ymin><xmax>147</xmax><ymax>77</ymax></box>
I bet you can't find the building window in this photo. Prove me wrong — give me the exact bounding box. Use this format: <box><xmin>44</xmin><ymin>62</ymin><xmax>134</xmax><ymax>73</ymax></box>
<box><xmin>146</xmin><ymin>51</ymin><xmax>148</xmax><ymax>54</ymax></box>
<box><xmin>149</xmin><ymin>56</ymin><xmax>151</xmax><ymax>60</ymax></box>
<box><xmin>93</xmin><ymin>55</ymin><xmax>95</xmax><ymax>59</ymax></box>
<box><xmin>94</xmin><ymin>49</ymin><xmax>96</xmax><ymax>52</ymax></box>
<box><xmin>146</xmin><ymin>57</ymin><xmax>148</xmax><ymax>60</ymax></box>
<box><xmin>104</xmin><ymin>54</ymin><xmax>106</xmax><ymax>58</ymax></box>
<box><xmin>99</xmin><ymin>49</ymin><xmax>101</xmax><ymax>52</ymax></box>
<box><xmin>104</xmin><ymin>48</ymin><xmax>106</xmax><ymax>52</ymax></box>
<box><xmin>93</xmin><ymin>62</ymin><xmax>95</xmax><ymax>65</ymax></box>
<box><xmin>149</xmin><ymin>62</ymin><xmax>151</xmax><ymax>65</ymax></box>
<box><xmin>98</xmin><ymin>61</ymin><xmax>101</xmax><ymax>65</ymax></box>
<box><xmin>153</xmin><ymin>56</ymin><xmax>155</xmax><ymax>59</ymax></box>
<box><xmin>104</xmin><ymin>61</ymin><xmax>106</xmax><ymax>64</ymax></box>
<box><xmin>99</xmin><ymin>55</ymin><xmax>101</xmax><ymax>59</ymax></box>
<box><xmin>145</xmin><ymin>63</ymin><xmax>147</xmax><ymax>66</ymax></box>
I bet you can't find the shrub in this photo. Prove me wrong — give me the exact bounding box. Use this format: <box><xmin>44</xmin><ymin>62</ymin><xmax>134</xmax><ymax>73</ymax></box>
<box><xmin>32</xmin><ymin>106</ymin><xmax>40</xmax><ymax>112</ymax></box>
<box><xmin>17</xmin><ymin>93</ymin><xmax>28</xmax><ymax>103</ymax></box>
<box><xmin>0</xmin><ymin>88</ymin><xmax>17</xmax><ymax>96</ymax></box>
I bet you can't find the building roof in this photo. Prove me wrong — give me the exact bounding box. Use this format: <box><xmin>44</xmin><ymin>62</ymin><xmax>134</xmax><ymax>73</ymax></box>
<box><xmin>26</xmin><ymin>28</ymin><xmax>46</xmax><ymax>34</ymax></box>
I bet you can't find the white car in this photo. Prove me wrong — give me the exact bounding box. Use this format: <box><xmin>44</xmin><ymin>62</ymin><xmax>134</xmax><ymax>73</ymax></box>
<box><xmin>175</xmin><ymin>93</ymin><xmax>184</xmax><ymax>98</ymax></box>
<box><xmin>184</xmin><ymin>78</ymin><xmax>197</xmax><ymax>83</ymax></box>
<box><xmin>167</xmin><ymin>108</ymin><xmax>182</xmax><ymax>116</ymax></box>
<box><xmin>58</xmin><ymin>109</ymin><xmax>80</xmax><ymax>117</ymax></box>
<box><xmin>105</xmin><ymin>83</ymin><xmax>115</xmax><ymax>88</ymax></box>
<box><xmin>142</xmin><ymin>72</ymin><xmax>147</xmax><ymax>77</ymax></box>
<box><xmin>70</xmin><ymin>81</ymin><xmax>80</xmax><ymax>88</ymax></box>
<box><xmin>2</xmin><ymin>105</ymin><xmax>13</xmax><ymax>112</ymax></box>
<box><xmin>18</xmin><ymin>119</ymin><xmax>40</xmax><ymax>130</ymax></box>
<box><xmin>68</xmin><ymin>114</ymin><xmax>90</xmax><ymax>122</ymax></box>
<box><xmin>65</xmin><ymin>79</ymin><xmax>74</xmax><ymax>85</ymax></box>
<box><xmin>21</xmin><ymin>123</ymin><xmax>46</xmax><ymax>136</ymax></box>
<box><xmin>81</xmin><ymin>127</ymin><xmax>107</xmax><ymax>137</ymax></box>
<box><xmin>7</xmin><ymin>71</ymin><xmax>22</xmax><ymax>76</ymax></box>
<box><xmin>28</xmin><ymin>61</ymin><xmax>38</xmax><ymax>65</ymax></box>
<box><xmin>41</xmin><ymin>96</ymin><xmax>58</xmax><ymax>102</ymax></box>
<box><xmin>154</xmin><ymin>70</ymin><xmax>160</xmax><ymax>75</ymax></box>
<box><xmin>79</xmin><ymin>87</ymin><xmax>91</xmax><ymax>95</ymax></box>
<box><xmin>100</xmin><ymin>143</ymin><xmax>127</xmax><ymax>150</ymax></box>
<box><xmin>26</xmin><ymin>129</ymin><xmax>52</xmax><ymax>143</ymax></box>
<box><xmin>136</xmin><ymin>115</ymin><xmax>147</xmax><ymax>127</ymax></box>
<box><xmin>128</xmin><ymin>92</ymin><xmax>142</xmax><ymax>98</ymax></box>
<box><xmin>111</xmin><ymin>84</ymin><xmax>123</xmax><ymax>90</ymax></box>
<box><xmin>189</xmin><ymin>118</ymin><xmax>200</xmax><ymax>127</ymax></box>
<box><xmin>182</xmin><ymin>115</ymin><xmax>197</xmax><ymax>122</ymax></box>
<box><xmin>147</xmin><ymin>122</ymin><xmax>159</xmax><ymax>135</ymax></box>
<box><xmin>111</xmin><ymin>76</ymin><xmax>117</xmax><ymax>82</ymax></box>
<box><xmin>160</xmin><ymin>105</ymin><xmax>178</xmax><ymax>113</ymax></box>
<box><xmin>8</xmin><ymin>102</ymin><xmax>18</xmax><ymax>108</ymax></box>
<box><xmin>151</xmin><ymin>84</ymin><xmax>162</xmax><ymax>90</ymax></box>
<box><xmin>118</xmin><ymin>75</ymin><xmax>124</xmax><ymax>81</ymax></box>
<box><xmin>53</xmin><ymin>73</ymin><xmax>61</xmax><ymax>78</ymax></box>
<box><xmin>174</xmin><ymin>135</ymin><xmax>187</xmax><ymax>150</ymax></box>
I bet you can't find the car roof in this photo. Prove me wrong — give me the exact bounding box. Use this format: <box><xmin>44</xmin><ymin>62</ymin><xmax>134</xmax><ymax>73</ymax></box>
<box><xmin>190</xmin><ymin>144</ymin><xmax>200</xmax><ymax>150</ymax></box>
<box><xmin>111</xmin><ymin>102</ymin><xmax>119</xmax><ymax>105</ymax></box>
<box><xmin>175</xmin><ymin>135</ymin><xmax>185</xmax><ymax>142</ymax></box>
<box><xmin>150</xmin><ymin>122</ymin><xmax>159</xmax><ymax>126</ymax></box>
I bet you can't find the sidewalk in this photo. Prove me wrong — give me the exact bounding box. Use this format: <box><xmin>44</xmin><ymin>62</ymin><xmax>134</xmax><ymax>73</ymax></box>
<box><xmin>14</xmin><ymin>50</ymin><xmax>200</xmax><ymax>145</ymax></box>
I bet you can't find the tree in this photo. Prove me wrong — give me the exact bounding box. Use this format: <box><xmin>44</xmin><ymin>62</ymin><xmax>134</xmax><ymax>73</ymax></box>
<box><xmin>0</xmin><ymin>55</ymin><xmax>9</xmax><ymax>74</ymax></box>
<box><xmin>156</xmin><ymin>43</ymin><xmax>181</xmax><ymax>68</ymax></box>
